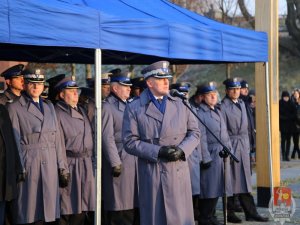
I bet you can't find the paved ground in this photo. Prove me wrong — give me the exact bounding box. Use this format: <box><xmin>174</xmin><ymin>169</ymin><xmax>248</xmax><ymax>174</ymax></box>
<box><xmin>213</xmin><ymin>160</ymin><xmax>300</xmax><ymax>225</ymax></box>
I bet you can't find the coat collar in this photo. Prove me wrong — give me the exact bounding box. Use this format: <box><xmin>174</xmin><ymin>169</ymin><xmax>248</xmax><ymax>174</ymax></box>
<box><xmin>106</xmin><ymin>94</ymin><xmax>126</xmax><ymax>112</ymax></box>
<box><xmin>19</xmin><ymin>94</ymin><xmax>44</xmax><ymax>121</ymax></box>
<box><xmin>139</xmin><ymin>88</ymin><xmax>177</xmax><ymax>106</ymax></box>
<box><xmin>200</xmin><ymin>103</ymin><xmax>221</xmax><ymax>122</ymax></box>
<box><xmin>56</xmin><ymin>101</ymin><xmax>84</xmax><ymax>120</ymax></box>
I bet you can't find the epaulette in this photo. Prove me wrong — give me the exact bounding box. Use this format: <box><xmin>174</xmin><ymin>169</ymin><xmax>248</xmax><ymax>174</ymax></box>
<box><xmin>128</xmin><ymin>96</ymin><xmax>140</xmax><ymax>103</ymax></box>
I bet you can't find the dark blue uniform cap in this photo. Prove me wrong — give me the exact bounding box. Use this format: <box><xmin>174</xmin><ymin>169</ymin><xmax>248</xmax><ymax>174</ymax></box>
<box><xmin>110</xmin><ymin>75</ymin><xmax>132</xmax><ymax>86</ymax></box>
<box><xmin>80</xmin><ymin>87</ymin><xmax>94</xmax><ymax>98</ymax></box>
<box><xmin>170</xmin><ymin>82</ymin><xmax>191</xmax><ymax>93</ymax></box>
<box><xmin>141</xmin><ymin>61</ymin><xmax>172</xmax><ymax>79</ymax></box>
<box><xmin>240</xmin><ymin>80</ymin><xmax>249</xmax><ymax>88</ymax></box>
<box><xmin>223</xmin><ymin>78</ymin><xmax>241</xmax><ymax>89</ymax></box>
<box><xmin>130</xmin><ymin>76</ymin><xmax>145</xmax><ymax>89</ymax></box>
<box><xmin>46</xmin><ymin>74</ymin><xmax>66</xmax><ymax>86</ymax></box>
<box><xmin>54</xmin><ymin>76</ymin><xmax>79</xmax><ymax>92</ymax></box>
<box><xmin>1</xmin><ymin>64</ymin><xmax>24</xmax><ymax>79</ymax></box>
<box><xmin>196</xmin><ymin>82</ymin><xmax>217</xmax><ymax>95</ymax></box>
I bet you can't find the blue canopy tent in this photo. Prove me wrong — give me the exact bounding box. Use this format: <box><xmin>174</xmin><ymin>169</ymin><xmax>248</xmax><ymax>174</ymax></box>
<box><xmin>0</xmin><ymin>0</ymin><xmax>272</xmax><ymax>224</ymax></box>
<box><xmin>0</xmin><ymin>0</ymin><xmax>268</xmax><ymax>64</ymax></box>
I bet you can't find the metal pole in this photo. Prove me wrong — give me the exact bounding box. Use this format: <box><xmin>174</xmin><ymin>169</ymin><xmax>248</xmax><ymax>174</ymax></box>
<box><xmin>95</xmin><ymin>49</ymin><xmax>102</xmax><ymax>225</ymax></box>
<box><xmin>223</xmin><ymin>157</ymin><xmax>227</xmax><ymax>225</ymax></box>
<box><xmin>265</xmin><ymin>62</ymin><xmax>274</xmax><ymax>197</ymax></box>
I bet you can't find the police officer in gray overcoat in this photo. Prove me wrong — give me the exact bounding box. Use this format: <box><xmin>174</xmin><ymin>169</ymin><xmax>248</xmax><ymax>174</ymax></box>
<box><xmin>220</xmin><ymin>78</ymin><xmax>268</xmax><ymax>223</ymax></box>
<box><xmin>122</xmin><ymin>61</ymin><xmax>200</xmax><ymax>225</ymax></box>
<box><xmin>171</xmin><ymin>82</ymin><xmax>211</xmax><ymax>222</ymax></box>
<box><xmin>7</xmin><ymin>68</ymin><xmax>69</xmax><ymax>225</ymax></box>
<box><xmin>196</xmin><ymin>82</ymin><xmax>233</xmax><ymax>225</ymax></box>
<box><xmin>54</xmin><ymin>77</ymin><xmax>95</xmax><ymax>225</ymax></box>
<box><xmin>0</xmin><ymin>64</ymin><xmax>24</xmax><ymax>105</ymax></box>
<box><xmin>102</xmin><ymin>71</ymin><xmax>138</xmax><ymax>225</ymax></box>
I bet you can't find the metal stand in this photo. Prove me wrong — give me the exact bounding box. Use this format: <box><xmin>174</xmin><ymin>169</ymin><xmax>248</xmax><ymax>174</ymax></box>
<box><xmin>181</xmin><ymin>99</ymin><xmax>238</xmax><ymax>225</ymax></box>
<box><xmin>220</xmin><ymin>150</ymin><xmax>229</xmax><ymax>225</ymax></box>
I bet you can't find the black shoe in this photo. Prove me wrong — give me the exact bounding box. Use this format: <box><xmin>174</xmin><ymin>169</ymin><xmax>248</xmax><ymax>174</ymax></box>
<box><xmin>227</xmin><ymin>213</ymin><xmax>242</xmax><ymax>223</ymax></box>
<box><xmin>246</xmin><ymin>214</ymin><xmax>269</xmax><ymax>222</ymax></box>
<box><xmin>234</xmin><ymin>205</ymin><xmax>243</xmax><ymax>212</ymax></box>
<box><xmin>210</xmin><ymin>217</ymin><xmax>223</xmax><ymax>225</ymax></box>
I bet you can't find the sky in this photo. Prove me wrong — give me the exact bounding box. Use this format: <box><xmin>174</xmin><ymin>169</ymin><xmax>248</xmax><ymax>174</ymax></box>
<box><xmin>247</xmin><ymin>0</ymin><xmax>287</xmax><ymax>16</ymax></box>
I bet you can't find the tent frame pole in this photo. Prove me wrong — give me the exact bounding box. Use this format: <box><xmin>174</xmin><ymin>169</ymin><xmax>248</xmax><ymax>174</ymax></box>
<box><xmin>95</xmin><ymin>49</ymin><xmax>102</xmax><ymax>225</ymax></box>
<box><xmin>265</xmin><ymin>62</ymin><xmax>274</xmax><ymax>196</ymax></box>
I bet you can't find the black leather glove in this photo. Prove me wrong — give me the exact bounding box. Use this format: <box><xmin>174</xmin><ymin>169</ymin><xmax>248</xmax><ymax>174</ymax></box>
<box><xmin>200</xmin><ymin>161</ymin><xmax>211</xmax><ymax>170</ymax></box>
<box><xmin>58</xmin><ymin>169</ymin><xmax>70</xmax><ymax>188</ymax></box>
<box><xmin>159</xmin><ymin>146</ymin><xmax>185</xmax><ymax>162</ymax></box>
<box><xmin>174</xmin><ymin>146</ymin><xmax>185</xmax><ymax>161</ymax></box>
<box><xmin>17</xmin><ymin>171</ymin><xmax>27</xmax><ymax>183</ymax></box>
<box><xmin>112</xmin><ymin>165</ymin><xmax>122</xmax><ymax>177</ymax></box>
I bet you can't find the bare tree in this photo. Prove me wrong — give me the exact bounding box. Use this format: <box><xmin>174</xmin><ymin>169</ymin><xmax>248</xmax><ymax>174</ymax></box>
<box><xmin>237</xmin><ymin>0</ymin><xmax>254</xmax><ymax>28</ymax></box>
<box><xmin>286</xmin><ymin>0</ymin><xmax>300</xmax><ymax>54</ymax></box>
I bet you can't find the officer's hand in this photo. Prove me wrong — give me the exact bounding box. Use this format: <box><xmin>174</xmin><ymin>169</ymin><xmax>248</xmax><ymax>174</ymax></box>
<box><xmin>112</xmin><ymin>165</ymin><xmax>122</xmax><ymax>177</ymax></box>
<box><xmin>200</xmin><ymin>161</ymin><xmax>211</xmax><ymax>170</ymax></box>
<box><xmin>173</xmin><ymin>146</ymin><xmax>185</xmax><ymax>161</ymax></box>
<box><xmin>159</xmin><ymin>146</ymin><xmax>185</xmax><ymax>161</ymax></box>
<box><xmin>158</xmin><ymin>146</ymin><xmax>176</xmax><ymax>161</ymax></box>
<box><xmin>17</xmin><ymin>171</ymin><xmax>27</xmax><ymax>183</ymax></box>
<box><xmin>58</xmin><ymin>169</ymin><xmax>70</xmax><ymax>188</ymax></box>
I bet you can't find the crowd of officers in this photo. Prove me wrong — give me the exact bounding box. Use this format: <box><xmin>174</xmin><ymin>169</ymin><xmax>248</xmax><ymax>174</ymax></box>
<box><xmin>0</xmin><ymin>61</ymin><xmax>270</xmax><ymax>225</ymax></box>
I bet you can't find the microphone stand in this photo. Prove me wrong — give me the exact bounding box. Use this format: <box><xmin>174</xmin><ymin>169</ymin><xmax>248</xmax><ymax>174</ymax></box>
<box><xmin>181</xmin><ymin>98</ymin><xmax>239</xmax><ymax>225</ymax></box>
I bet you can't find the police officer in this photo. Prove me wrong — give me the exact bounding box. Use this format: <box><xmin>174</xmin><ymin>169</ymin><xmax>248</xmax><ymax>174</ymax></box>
<box><xmin>7</xmin><ymin>68</ymin><xmax>69</xmax><ymax>225</ymax></box>
<box><xmin>171</xmin><ymin>82</ymin><xmax>211</xmax><ymax>222</ymax></box>
<box><xmin>102</xmin><ymin>73</ymin><xmax>111</xmax><ymax>100</ymax></box>
<box><xmin>0</xmin><ymin>64</ymin><xmax>24</xmax><ymax>105</ymax></box>
<box><xmin>240</xmin><ymin>80</ymin><xmax>256</xmax><ymax>162</ymax></box>
<box><xmin>0</xmin><ymin>105</ymin><xmax>23</xmax><ymax>225</ymax></box>
<box><xmin>220</xmin><ymin>78</ymin><xmax>268</xmax><ymax>223</ymax></box>
<box><xmin>102</xmin><ymin>71</ymin><xmax>138</xmax><ymax>225</ymax></box>
<box><xmin>122</xmin><ymin>61</ymin><xmax>200</xmax><ymax>225</ymax></box>
<box><xmin>196</xmin><ymin>82</ymin><xmax>233</xmax><ymax>225</ymax></box>
<box><xmin>54</xmin><ymin>76</ymin><xmax>95</xmax><ymax>225</ymax></box>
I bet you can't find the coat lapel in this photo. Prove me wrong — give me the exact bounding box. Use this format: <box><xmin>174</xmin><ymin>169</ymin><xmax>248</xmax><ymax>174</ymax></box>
<box><xmin>159</xmin><ymin>96</ymin><xmax>177</xmax><ymax>137</ymax></box>
<box><xmin>71</xmin><ymin>108</ymin><xmax>84</xmax><ymax>120</ymax></box>
<box><xmin>28</xmin><ymin>102</ymin><xmax>44</xmax><ymax>121</ymax></box>
<box><xmin>140</xmin><ymin>89</ymin><xmax>164</xmax><ymax>122</ymax></box>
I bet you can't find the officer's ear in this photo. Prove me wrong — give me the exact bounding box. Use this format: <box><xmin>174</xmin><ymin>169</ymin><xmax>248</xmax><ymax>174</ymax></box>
<box><xmin>59</xmin><ymin>90</ymin><xmax>65</xmax><ymax>100</ymax></box>
<box><xmin>5</xmin><ymin>79</ymin><xmax>11</xmax><ymax>86</ymax></box>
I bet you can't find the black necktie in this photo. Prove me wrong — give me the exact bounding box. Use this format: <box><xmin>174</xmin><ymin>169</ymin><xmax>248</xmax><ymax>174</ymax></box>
<box><xmin>234</xmin><ymin>102</ymin><xmax>241</xmax><ymax>110</ymax></box>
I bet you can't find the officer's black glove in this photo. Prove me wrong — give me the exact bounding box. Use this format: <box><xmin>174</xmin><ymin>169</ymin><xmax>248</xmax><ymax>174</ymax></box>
<box><xmin>159</xmin><ymin>146</ymin><xmax>185</xmax><ymax>162</ymax></box>
<box><xmin>112</xmin><ymin>165</ymin><xmax>122</xmax><ymax>177</ymax></box>
<box><xmin>58</xmin><ymin>169</ymin><xmax>70</xmax><ymax>188</ymax></box>
<box><xmin>17</xmin><ymin>171</ymin><xmax>27</xmax><ymax>183</ymax></box>
<box><xmin>200</xmin><ymin>161</ymin><xmax>211</xmax><ymax>170</ymax></box>
<box><xmin>158</xmin><ymin>146</ymin><xmax>176</xmax><ymax>161</ymax></box>
<box><xmin>174</xmin><ymin>146</ymin><xmax>185</xmax><ymax>161</ymax></box>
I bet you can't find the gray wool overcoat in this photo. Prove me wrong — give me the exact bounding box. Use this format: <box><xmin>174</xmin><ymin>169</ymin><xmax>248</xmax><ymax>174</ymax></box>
<box><xmin>55</xmin><ymin>101</ymin><xmax>95</xmax><ymax>215</ymax></box>
<box><xmin>122</xmin><ymin>89</ymin><xmax>200</xmax><ymax>225</ymax></box>
<box><xmin>198</xmin><ymin>103</ymin><xmax>233</xmax><ymax>199</ymax></box>
<box><xmin>102</xmin><ymin>94</ymin><xmax>138</xmax><ymax>211</ymax></box>
<box><xmin>7</xmin><ymin>94</ymin><xmax>68</xmax><ymax>224</ymax></box>
<box><xmin>220</xmin><ymin>97</ymin><xmax>252</xmax><ymax>194</ymax></box>
<box><xmin>187</xmin><ymin>100</ymin><xmax>212</xmax><ymax>196</ymax></box>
